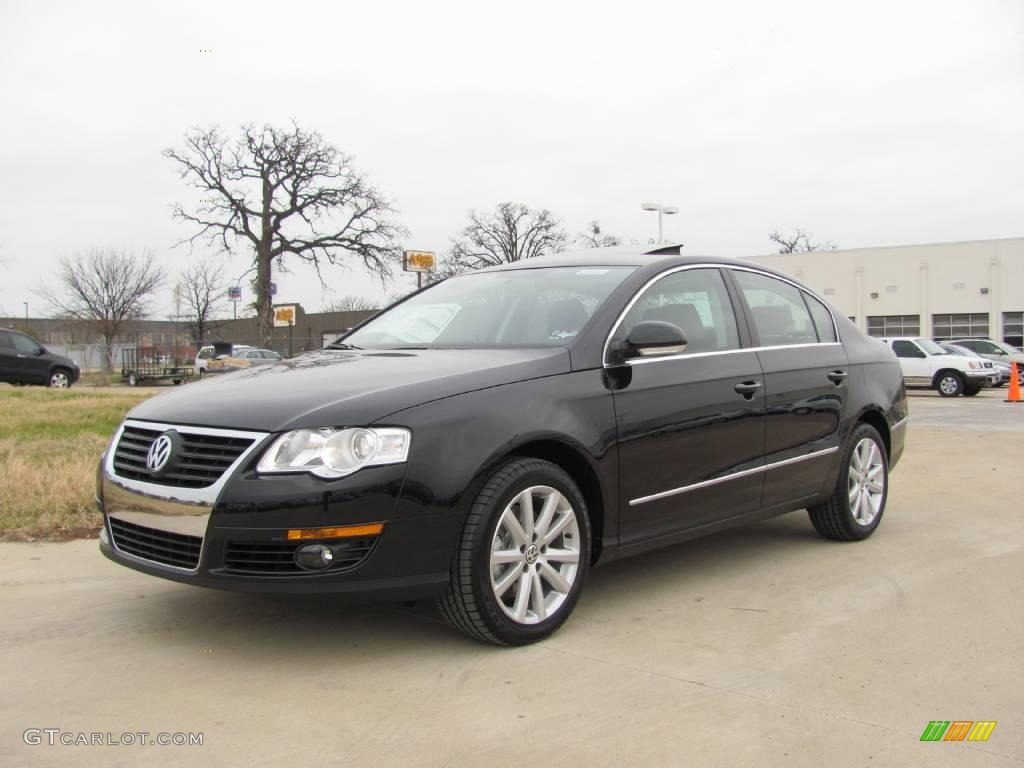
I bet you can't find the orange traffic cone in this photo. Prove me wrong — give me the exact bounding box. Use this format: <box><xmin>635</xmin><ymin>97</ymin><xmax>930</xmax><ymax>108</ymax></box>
<box><xmin>1007</xmin><ymin>362</ymin><xmax>1022</xmax><ymax>403</ymax></box>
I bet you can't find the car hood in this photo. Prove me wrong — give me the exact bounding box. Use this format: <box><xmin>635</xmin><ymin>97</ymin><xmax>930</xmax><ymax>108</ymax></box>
<box><xmin>128</xmin><ymin>347</ymin><xmax>571</xmax><ymax>432</ymax></box>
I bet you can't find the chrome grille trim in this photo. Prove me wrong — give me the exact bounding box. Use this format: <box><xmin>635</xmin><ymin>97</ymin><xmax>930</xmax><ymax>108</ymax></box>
<box><xmin>104</xmin><ymin>419</ymin><xmax>269</xmax><ymax>506</ymax></box>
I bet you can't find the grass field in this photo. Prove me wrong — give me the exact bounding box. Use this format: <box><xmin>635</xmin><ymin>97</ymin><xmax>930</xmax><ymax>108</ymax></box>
<box><xmin>0</xmin><ymin>388</ymin><xmax>150</xmax><ymax>539</ymax></box>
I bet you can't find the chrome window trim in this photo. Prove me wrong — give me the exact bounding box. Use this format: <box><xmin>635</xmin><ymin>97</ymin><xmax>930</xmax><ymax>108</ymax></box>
<box><xmin>103</xmin><ymin>419</ymin><xmax>270</xmax><ymax>506</ymax></box>
<box><xmin>629</xmin><ymin>445</ymin><xmax>840</xmax><ymax>506</ymax></box>
<box><xmin>602</xmin><ymin>263</ymin><xmax>840</xmax><ymax>367</ymax></box>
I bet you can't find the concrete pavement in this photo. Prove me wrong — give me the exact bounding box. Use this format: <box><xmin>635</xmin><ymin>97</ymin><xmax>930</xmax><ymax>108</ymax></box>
<box><xmin>1</xmin><ymin>411</ymin><xmax>1022</xmax><ymax>766</ymax></box>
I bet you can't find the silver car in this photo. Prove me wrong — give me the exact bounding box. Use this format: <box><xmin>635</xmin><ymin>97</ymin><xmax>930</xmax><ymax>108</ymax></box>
<box><xmin>948</xmin><ymin>338</ymin><xmax>1024</xmax><ymax>386</ymax></box>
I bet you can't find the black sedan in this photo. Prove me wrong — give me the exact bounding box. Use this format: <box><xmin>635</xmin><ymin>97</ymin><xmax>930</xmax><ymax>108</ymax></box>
<box><xmin>97</xmin><ymin>246</ymin><xmax>907</xmax><ymax>645</ymax></box>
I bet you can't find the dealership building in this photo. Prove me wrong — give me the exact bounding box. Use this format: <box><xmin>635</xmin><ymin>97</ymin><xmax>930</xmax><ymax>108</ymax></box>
<box><xmin>744</xmin><ymin>236</ymin><xmax>1024</xmax><ymax>347</ymax></box>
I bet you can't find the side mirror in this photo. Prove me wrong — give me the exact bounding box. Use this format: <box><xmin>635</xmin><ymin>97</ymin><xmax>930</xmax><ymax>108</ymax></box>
<box><xmin>35</xmin><ymin>347</ymin><xmax>46</xmax><ymax>356</ymax></box>
<box><xmin>611</xmin><ymin>321</ymin><xmax>688</xmax><ymax>363</ymax></box>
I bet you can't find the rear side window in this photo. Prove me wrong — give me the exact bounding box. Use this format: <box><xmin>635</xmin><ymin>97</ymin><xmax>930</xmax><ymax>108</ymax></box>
<box><xmin>733</xmin><ymin>271</ymin><xmax>818</xmax><ymax>346</ymax></box>
<box><xmin>0</xmin><ymin>331</ymin><xmax>12</xmax><ymax>350</ymax></box>
<box><xmin>804</xmin><ymin>293</ymin><xmax>837</xmax><ymax>343</ymax></box>
<box><xmin>615</xmin><ymin>268</ymin><xmax>740</xmax><ymax>355</ymax></box>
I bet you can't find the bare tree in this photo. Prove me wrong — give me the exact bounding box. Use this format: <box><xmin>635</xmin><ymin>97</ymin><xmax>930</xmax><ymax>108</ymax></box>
<box><xmin>164</xmin><ymin>123</ymin><xmax>407</xmax><ymax>346</ymax></box>
<box><xmin>576</xmin><ymin>220</ymin><xmax>622</xmax><ymax>248</ymax></box>
<box><xmin>448</xmin><ymin>202</ymin><xmax>567</xmax><ymax>274</ymax></box>
<box><xmin>176</xmin><ymin>257</ymin><xmax>226</xmax><ymax>343</ymax></box>
<box><xmin>321</xmin><ymin>295</ymin><xmax>378</xmax><ymax>313</ymax></box>
<box><xmin>769</xmin><ymin>228</ymin><xmax>838</xmax><ymax>253</ymax></box>
<box><xmin>36</xmin><ymin>249</ymin><xmax>165</xmax><ymax>372</ymax></box>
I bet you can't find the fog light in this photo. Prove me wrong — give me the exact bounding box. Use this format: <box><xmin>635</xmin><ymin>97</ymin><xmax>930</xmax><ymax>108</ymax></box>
<box><xmin>99</xmin><ymin>526</ymin><xmax>109</xmax><ymax>546</ymax></box>
<box><xmin>294</xmin><ymin>544</ymin><xmax>334</xmax><ymax>571</ymax></box>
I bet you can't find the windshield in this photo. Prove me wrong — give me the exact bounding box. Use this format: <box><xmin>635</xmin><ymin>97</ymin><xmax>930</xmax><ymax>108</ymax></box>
<box><xmin>341</xmin><ymin>266</ymin><xmax>636</xmax><ymax>349</ymax></box>
<box><xmin>917</xmin><ymin>339</ymin><xmax>947</xmax><ymax>355</ymax></box>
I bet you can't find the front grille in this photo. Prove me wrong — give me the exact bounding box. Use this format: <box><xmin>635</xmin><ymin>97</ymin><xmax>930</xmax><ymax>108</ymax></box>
<box><xmin>223</xmin><ymin>537</ymin><xmax>378</xmax><ymax>575</ymax></box>
<box><xmin>109</xmin><ymin>518</ymin><xmax>202</xmax><ymax>569</ymax></box>
<box><xmin>113</xmin><ymin>425</ymin><xmax>255</xmax><ymax>489</ymax></box>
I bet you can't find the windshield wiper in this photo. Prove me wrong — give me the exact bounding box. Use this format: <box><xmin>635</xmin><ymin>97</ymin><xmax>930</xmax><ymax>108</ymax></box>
<box><xmin>327</xmin><ymin>342</ymin><xmax>363</xmax><ymax>350</ymax></box>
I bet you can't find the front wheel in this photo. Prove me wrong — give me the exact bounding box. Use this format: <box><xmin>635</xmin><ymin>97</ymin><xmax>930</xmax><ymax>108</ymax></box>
<box><xmin>808</xmin><ymin>424</ymin><xmax>888</xmax><ymax>541</ymax></box>
<box><xmin>438</xmin><ymin>457</ymin><xmax>591</xmax><ymax>646</ymax></box>
<box><xmin>936</xmin><ymin>372</ymin><xmax>963</xmax><ymax>397</ymax></box>
<box><xmin>48</xmin><ymin>369</ymin><xmax>72</xmax><ymax>389</ymax></box>
<box><xmin>127</xmin><ymin>371</ymin><xmax>138</xmax><ymax>387</ymax></box>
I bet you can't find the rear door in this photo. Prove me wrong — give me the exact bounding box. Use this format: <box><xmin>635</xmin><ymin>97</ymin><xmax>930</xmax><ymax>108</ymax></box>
<box><xmin>727</xmin><ymin>268</ymin><xmax>848</xmax><ymax>506</ymax></box>
<box><xmin>610</xmin><ymin>267</ymin><xmax>767</xmax><ymax>544</ymax></box>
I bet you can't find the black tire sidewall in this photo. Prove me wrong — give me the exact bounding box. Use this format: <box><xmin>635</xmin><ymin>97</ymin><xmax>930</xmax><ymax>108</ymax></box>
<box><xmin>839</xmin><ymin>425</ymin><xmax>888</xmax><ymax>539</ymax></box>
<box><xmin>470</xmin><ymin>462</ymin><xmax>591</xmax><ymax>645</ymax></box>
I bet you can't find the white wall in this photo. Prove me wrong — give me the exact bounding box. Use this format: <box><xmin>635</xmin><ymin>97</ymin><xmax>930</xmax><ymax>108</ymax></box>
<box><xmin>743</xmin><ymin>237</ymin><xmax>1024</xmax><ymax>341</ymax></box>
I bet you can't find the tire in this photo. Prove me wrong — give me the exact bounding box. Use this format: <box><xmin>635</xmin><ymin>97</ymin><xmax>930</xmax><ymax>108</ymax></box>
<box><xmin>437</xmin><ymin>457</ymin><xmax>591</xmax><ymax>646</ymax></box>
<box><xmin>936</xmin><ymin>371</ymin><xmax>963</xmax><ymax>397</ymax></box>
<box><xmin>172</xmin><ymin>379</ymin><xmax>183</xmax><ymax>385</ymax></box>
<box><xmin>962</xmin><ymin>386</ymin><xmax>981</xmax><ymax>397</ymax></box>
<box><xmin>808</xmin><ymin>423</ymin><xmax>888</xmax><ymax>541</ymax></box>
<box><xmin>127</xmin><ymin>371</ymin><xmax>138</xmax><ymax>387</ymax></box>
<box><xmin>198</xmin><ymin>369</ymin><xmax>205</xmax><ymax>379</ymax></box>
<box><xmin>48</xmin><ymin>369</ymin><xmax>72</xmax><ymax>389</ymax></box>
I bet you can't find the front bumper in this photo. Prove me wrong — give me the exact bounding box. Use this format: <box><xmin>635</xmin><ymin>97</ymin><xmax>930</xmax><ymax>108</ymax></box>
<box><xmin>97</xmin><ymin>426</ymin><xmax>462</xmax><ymax>599</ymax></box>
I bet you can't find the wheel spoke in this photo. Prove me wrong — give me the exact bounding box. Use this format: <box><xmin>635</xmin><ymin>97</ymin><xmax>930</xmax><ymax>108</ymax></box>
<box><xmin>866</xmin><ymin>442</ymin><xmax>877</xmax><ymax>470</ymax></box>
<box><xmin>859</xmin><ymin>489</ymin><xmax>873</xmax><ymax>523</ymax></box>
<box><xmin>493</xmin><ymin>565</ymin><xmax>521</xmax><ymax>597</ymax></box>
<box><xmin>533</xmin><ymin>492</ymin><xmax>560</xmax><ymax>541</ymax></box>
<box><xmin>512</xmin><ymin>570</ymin><xmax>532</xmax><ymax>622</ymax></box>
<box><xmin>540</xmin><ymin>511</ymin><xmax>572</xmax><ymax>546</ymax></box>
<box><xmin>517</xmin><ymin>490</ymin><xmax>535</xmax><ymax>539</ymax></box>
<box><xmin>866</xmin><ymin>480</ymin><xmax>884</xmax><ymax>494</ymax></box>
<box><xmin>538</xmin><ymin>561</ymin><xmax>571</xmax><ymax>593</ymax></box>
<box><xmin>866</xmin><ymin>464</ymin><xmax>884</xmax><ymax>480</ymax></box>
<box><xmin>530</xmin><ymin>568</ymin><xmax>546</xmax><ymax>620</ymax></box>
<box><xmin>500</xmin><ymin>507</ymin><xmax>529</xmax><ymax>547</ymax></box>
<box><xmin>848</xmin><ymin>484</ymin><xmax>860</xmax><ymax>506</ymax></box>
<box><xmin>544</xmin><ymin>547</ymin><xmax>579</xmax><ymax>564</ymax></box>
<box><xmin>490</xmin><ymin>549</ymin><xmax>522</xmax><ymax>567</ymax></box>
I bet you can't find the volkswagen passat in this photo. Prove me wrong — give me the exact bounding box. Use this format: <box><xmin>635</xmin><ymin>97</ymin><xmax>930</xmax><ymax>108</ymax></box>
<box><xmin>98</xmin><ymin>246</ymin><xmax>907</xmax><ymax>645</ymax></box>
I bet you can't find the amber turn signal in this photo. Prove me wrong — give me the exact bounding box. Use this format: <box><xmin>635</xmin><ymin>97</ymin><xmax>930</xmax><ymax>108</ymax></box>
<box><xmin>287</xmin><ymin>523</ymin><xmax>384</xmax><ymax>541</ymax></box>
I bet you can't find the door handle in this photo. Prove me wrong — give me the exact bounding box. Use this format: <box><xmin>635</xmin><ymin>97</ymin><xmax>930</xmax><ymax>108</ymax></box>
<box><xmin>733</xmin><ymin>380</ymin><xmax>762</xmax><ymax>399</ymax></box>
<box><xmin>827</xmin><ymin>370</ymin><xmax>848</xmax><ymax>385</ymax></box>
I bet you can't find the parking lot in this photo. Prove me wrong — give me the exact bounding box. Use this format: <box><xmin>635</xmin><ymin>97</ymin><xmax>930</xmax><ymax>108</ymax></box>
<box><xmin>1</xmin><ymin>390</ymin><xmax>1021</xmax><ymax>767</ymax></box>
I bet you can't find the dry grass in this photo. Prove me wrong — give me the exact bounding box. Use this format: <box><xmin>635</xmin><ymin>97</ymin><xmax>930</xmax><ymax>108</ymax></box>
<box><xmin>0</xmin><ymin>389</ymin><xmax>150</xmax><ymax>539</ymax></box>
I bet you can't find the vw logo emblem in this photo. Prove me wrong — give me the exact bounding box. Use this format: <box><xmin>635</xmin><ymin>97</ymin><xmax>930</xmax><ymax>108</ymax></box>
<box><xmin>146</xmin><ymin>434</ymin><xmax>174</xmax><ymax>474</ymax></box>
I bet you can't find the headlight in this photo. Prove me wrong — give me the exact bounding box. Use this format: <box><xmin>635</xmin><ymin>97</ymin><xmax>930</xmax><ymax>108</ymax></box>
<box><xmin>256</xmin><ymin>427</ymin><xmax>411</xmax><ymax>479</ymax></box>
<box><xmin>969</xmin><ymin>361</ymin><xmax>980</xmax><ymax>369</ymax></box>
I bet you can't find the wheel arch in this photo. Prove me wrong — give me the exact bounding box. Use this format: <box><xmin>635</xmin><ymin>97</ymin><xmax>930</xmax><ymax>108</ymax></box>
<box><xmin>931</xmin><ymin>368</ymin><xmax>963</xmax><ymax>388</ymax></box>
<box><xmin>48</xmin><ymin>365</ymin><xmax>74</xmax><ymax>386</ymax></box>
<box><xmin>853</xmin><ymin>407</ymin><xmax>891</xmax><ymax>460</ymax></box>
<box><xmin>493</xmin><ymin>438</ymin><xmax>607</xmax><ymax>566</ymax></box>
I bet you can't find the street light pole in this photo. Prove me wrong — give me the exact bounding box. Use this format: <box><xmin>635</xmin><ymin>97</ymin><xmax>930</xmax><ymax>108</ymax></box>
<box><xmin>640</xmin><ymin>202</ymin><xmax>679</xmax><ymax>244</ymax></box>
<box><xmin>23</xmin><ymin>302</ymin><xmax>28</xmax><ymax>323</ymax></box>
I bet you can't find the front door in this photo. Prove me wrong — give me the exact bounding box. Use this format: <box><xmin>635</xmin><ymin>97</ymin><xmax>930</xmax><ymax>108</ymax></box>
<box><xmin>10</xmin><ymin>332</ymin><xmax>49</xmax><ymax>384</ymax></box>
<box><xmin>890</xmin><ymin>339</ymin><xmax>930</xmax><ymax>388</ymax></box>
<box><xmin>610</xmin><ymin>267</ymin><xmax>766</xmax><ymax>545</ymax></box>
<box><xmin>728</xmin><ymin>269</ymin><xmax>848</xmax><ymax>506</ymax></box>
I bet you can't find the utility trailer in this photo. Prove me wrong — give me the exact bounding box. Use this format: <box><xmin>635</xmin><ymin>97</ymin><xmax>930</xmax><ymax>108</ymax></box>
<box><xmin>121</xmin><ymin>347</ymin><xmax>193</xmax><ymax>387</ymax></box>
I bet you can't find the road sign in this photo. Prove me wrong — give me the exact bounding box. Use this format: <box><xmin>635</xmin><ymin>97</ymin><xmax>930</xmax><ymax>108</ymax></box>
<box><xmin>273</xmin><ymin>305</ymin><xmax>297</xmax><ymax>327</ymax></box>
<box><xmin>403</xmin><ymin>250</ymin><xmax>436</xmax><ymax>273</ymax></box>
<box><xmin>227</xmin><ymin>286</ymin><xmax>242</xmax><ymax>301</ymax></box>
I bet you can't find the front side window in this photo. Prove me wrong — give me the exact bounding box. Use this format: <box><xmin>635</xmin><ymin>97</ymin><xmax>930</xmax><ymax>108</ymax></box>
<box><xmin>343</xmin><ymin>267</ymin><xmax>636</xmax><ymax>349</ymax></box>
<box><xmin>612</xmin><ymin>268</ymin><xmax>740</xmax><ymax>356</ymax></box>
<box><xmin>12</xmin><ymin>333</ymin><xmax>41</xmax><ymax>355</ymax></box>
<box><xmin>892</xmin><ymin>340</ymin><xmax>924</xmax><ymax>358</ymax></box>
<box><xmin>916</xmin><ymin>339</ymin><xmax>947</xmax><ymax>356</ymax></box>
<box><xmin>734</xmin><ymin>271</ymin><xmax>818</xmax><ymax>346</ymax></box>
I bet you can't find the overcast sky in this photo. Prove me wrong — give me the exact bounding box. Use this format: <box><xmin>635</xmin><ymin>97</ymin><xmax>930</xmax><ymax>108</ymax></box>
<box><xmin>1</xmin><ymin>0</ymin><xmax>1022</xmax><ymax>319</ymax></box>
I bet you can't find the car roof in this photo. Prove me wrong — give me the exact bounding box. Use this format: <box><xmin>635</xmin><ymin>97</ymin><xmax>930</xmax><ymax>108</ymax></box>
<box><xmin>476</xmin><ymin>244</ymin><xmax>780</xmax><ymax>274</ymax></box>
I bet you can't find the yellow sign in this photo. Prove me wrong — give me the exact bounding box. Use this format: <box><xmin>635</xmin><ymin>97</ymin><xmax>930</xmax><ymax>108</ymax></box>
<box><xmin>403</xmin><ymin>250</ymin><xmax>436</xmax><ymax>273</ymax></box>
<box><xmin>273</xmin><ymin>305</ymin><xmax>297</xmax><ymax>327</ymax></box>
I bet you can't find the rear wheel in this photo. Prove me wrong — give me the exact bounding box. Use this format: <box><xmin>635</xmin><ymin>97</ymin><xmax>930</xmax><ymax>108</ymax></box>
<box><xmin>127</xmin><ymin>371</ymin><xmax>138</xmax><ymax>387</ymax></box>
<box><xmin>808</xmin><ymin>423</ymin><xmax>888</xmax><ymax>541</ymax></box>
<box><xmin>48</xmin><ymin>369</ymin><xmax>72</xmax><ymax>389</ymax></box>
<box><xmin>438</xmin><ymin>457</ymin><xmax>591</xmax><ymax>646</ymax></box>
<box><xmin>936</xmin><ymin>372</ymin><xmax>963</xmax><ymax>397</ymax></box>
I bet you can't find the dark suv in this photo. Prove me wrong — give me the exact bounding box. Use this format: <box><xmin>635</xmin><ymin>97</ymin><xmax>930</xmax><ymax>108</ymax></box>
<box><xmin>0</xmin><ymin>329</ymin><xmax>80</xmax><ymax>388</ymax></box>
<box><xmin>98</xmin><ymin>247</ymin><xmax>906</xmax><ymax>645</ymax></box>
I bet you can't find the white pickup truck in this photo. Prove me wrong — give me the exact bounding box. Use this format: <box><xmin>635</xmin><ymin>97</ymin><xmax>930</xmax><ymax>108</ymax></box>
<box><xmin>879</xmin><ymin>337</ymin><xmax>996</xmax><ymax>397</ymax></box>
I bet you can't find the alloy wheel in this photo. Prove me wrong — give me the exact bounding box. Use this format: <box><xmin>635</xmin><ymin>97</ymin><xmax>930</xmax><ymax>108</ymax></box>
<box><xmin>49</xmin><ymin>372</ymin><xmax>70</xmax><ymax>388</ymax></box>
<box><xmin>939</xmin><ymin>376</ymin><xmax>959</xmax><ymax>395</ymax></box>
<box><xmin>847</xmin><ymin>437</ymin><xmax>885</xmax><ymax>526</ymax></box>
<box><xmin>489</xmin><ymin>485</ymin><xmax>581</xmax><ymax>625</ymax></box>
